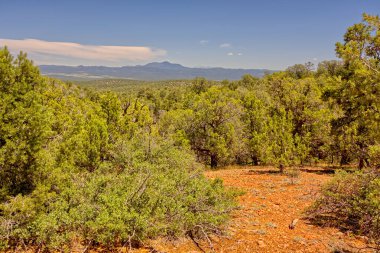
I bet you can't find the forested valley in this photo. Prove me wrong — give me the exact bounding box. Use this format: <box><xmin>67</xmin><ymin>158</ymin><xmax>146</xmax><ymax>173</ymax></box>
<box><xmin>1</xmin><ymin>14</ymin><xmax>379</xmax><ymax>252</ymax></box>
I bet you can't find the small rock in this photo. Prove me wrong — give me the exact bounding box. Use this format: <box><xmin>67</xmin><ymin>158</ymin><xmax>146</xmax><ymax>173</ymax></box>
<box><xmin>289</xmin><ymin>218</ymin><xmax>299</xmax><ymax>229</ymax></box>
<box><xmin>257</xmin><ymin>240</ymin><xmax>266</xmax><ymax>248</ymax></box>
<box><xmin>251</xmin><ymin>220</ymin><xmax>260</xmax><ymax>226</ymax></box>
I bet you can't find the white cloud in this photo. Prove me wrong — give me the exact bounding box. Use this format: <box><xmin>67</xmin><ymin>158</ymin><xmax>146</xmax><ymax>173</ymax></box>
<box><xmin>237</xmin><ymin>53</ymin><xmax>243</xmax><ymax>56</ymax></box>
<box><xmin>199</xmin><ymin>40</ymin><xmax>209</xmax><ymax>45</ymax></box>
<box><xmin>227</xmin><ymin>52</ymin><xmax>234</xmax><ymax>56</ymax></box>
<box><xmin>312</xmin><ymin>57</ymin><xmax>318</xmax><ymax>61</ymax></box>
<box><xmin>0</xmin><ymin>38</ymin><xmax>167</xmax><ymax>66</ymax></box>
<box><xmin>220</xmin><ymin>43</ymin><xmax>231</xmax><ymax>48</ymax></box>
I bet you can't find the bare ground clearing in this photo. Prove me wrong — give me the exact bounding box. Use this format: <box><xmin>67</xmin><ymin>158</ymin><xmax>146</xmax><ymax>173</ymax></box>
<box><xmin>130</xmin><ymin>166</ymin><xmax>374</xmax><ymax>253</ymax></box>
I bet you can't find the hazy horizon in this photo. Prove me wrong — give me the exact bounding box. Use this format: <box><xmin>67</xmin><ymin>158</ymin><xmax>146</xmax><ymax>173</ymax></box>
<box><xmin>1</xmin><ymin>0</ymin><xmax>379</xmax><ymax>69</ymax></box>
<box><xmin>37</xmin><ymin>60</ymin><xmax>280</xmax><ymax>70</ymax></box>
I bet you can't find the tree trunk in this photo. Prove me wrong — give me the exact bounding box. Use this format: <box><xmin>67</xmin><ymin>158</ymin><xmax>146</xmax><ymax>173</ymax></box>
<box><xmin>340</xmin><ymin>150</ymin><xmax>350</xmax><ymax>166</ymax></box>
<box><xmin>210</xmin><ymin>154</ymin><xmax>218</xmax><ymax>168</ymax></box>
<box><xmin>279</xmin><ymin>164</ymin><xmax>285</xmax><ymax>173</ymax></box>
<box><xmin>359</xmin><ymin>157</ymin><xmax>364</xmax><ymax>169</ymax></box>
<box><xmin>358</xmin><ymin>143</ymin><xmax>369</xmax><ymax>170</ymax></box>
<box><xmin>252</xmin><ymin>155</ymin><xmax>259</xmax><ymax>166</ymax></box>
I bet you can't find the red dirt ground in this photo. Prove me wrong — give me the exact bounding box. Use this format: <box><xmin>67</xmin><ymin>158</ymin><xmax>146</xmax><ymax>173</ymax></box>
<box><xmin>130</xmin><ymin>166</ymin><xmax>375</xmax><ymax>253</ymax></box>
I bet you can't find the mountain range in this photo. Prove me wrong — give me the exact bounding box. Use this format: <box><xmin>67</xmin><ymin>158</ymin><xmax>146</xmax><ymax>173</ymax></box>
<box><xmin>39</xmin><ymin>61</ymin><xmax>276</xmax><ymax>81</ymax></box>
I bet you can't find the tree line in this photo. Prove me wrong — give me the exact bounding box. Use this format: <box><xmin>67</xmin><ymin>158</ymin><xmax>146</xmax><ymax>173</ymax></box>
<box><xmin>134</xmin><ymin>13</ymin><xmax>379</xmax><ymax>170</ymax></box>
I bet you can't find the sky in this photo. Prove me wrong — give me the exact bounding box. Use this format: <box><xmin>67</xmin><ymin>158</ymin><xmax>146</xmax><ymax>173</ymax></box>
<box><xmin>0</xmin><ymin>0</ymin><xmax>379</xmax><ymax>70</ymax></box>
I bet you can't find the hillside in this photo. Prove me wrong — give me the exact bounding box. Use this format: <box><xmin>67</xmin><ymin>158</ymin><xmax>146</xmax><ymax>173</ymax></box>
<box><xmin>39</xmin><ymin>61</ymin><xmax>276</xmax><ymax>81</ymax></box>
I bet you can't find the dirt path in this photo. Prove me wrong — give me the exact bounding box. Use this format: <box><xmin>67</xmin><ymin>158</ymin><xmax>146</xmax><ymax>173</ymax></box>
<box><xmin>136</xmin><ymin>166</ymin><xmax>373</xmax><ymax>253</ymax></box>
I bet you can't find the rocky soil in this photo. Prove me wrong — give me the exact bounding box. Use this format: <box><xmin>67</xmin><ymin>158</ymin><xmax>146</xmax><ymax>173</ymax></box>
<box><xmin>132</xmin><ymin>166</ymin><xmax>375</xmax><ymax>253</ymax></box>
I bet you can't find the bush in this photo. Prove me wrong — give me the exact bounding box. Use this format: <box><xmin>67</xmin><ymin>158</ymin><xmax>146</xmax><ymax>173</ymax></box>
<box><xmin>369</xmin><ymin>145</ymin><xmax>380</xmax><ymax>169</ymax></box>
<box><xmin>0</xmin><ymin>137</ymin><xmax>239</xmax><ymax>252</ymax></box>
<box><xmin>307</xmin><ymin>170</ymin><xmax>380</xmax><ymax>247</ymax></box>
<box><xmin>0</xmin><ymin>49</ymin><xmax>239</xmax><ymax>252</ymax></box>
<box><xmin>285</xmin><ymin>167</ymin><xmax>301</xmax><ymax>185</ymax></box>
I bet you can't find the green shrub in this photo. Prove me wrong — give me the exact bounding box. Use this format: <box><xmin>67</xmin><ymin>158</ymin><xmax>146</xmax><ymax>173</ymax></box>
<box><xmin>307</xmin><ymin>170</ymin><xmax>380</xmax><ymax>247</ymax></box>
<box><xmin>285</xmin><ymin>167</ymin><xmax>301</xmax><ymax>185</ymax></box>
<box><xmin>0</xmin><ymin>48</ymin><xmax>239</xmax><ymax>252</ymax></box>
<box><xmin>369</xmin><ymin>145</ymin><xmax>380</xmax><ymax>169</ymax></box>
<box><xmin>0</xmin><ymin>137</ymin><xmax>239</xmax><ymax>251</ymax></box>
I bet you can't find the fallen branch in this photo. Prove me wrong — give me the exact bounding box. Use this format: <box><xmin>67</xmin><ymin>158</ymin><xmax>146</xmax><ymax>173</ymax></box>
<box><xmin>195</xmin><ymin>225</ymin><xmax>215</xmax><ymax>253</ymax></box>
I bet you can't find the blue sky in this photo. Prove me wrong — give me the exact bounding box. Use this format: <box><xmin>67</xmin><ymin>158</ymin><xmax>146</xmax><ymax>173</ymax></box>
<box><xmin>1</xmin><ymin>0</ymin><xmax>379</xmax><ymax>69</ymax></box>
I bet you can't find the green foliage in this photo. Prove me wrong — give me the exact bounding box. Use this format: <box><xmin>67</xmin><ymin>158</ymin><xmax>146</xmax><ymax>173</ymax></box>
<box><xmin>316</xmin><ymin>60</ymin><xmax>344</xmax><ymax>77</ymax></box>
<box><xmin>1</xmin><ymin>136</ymin><xmax>239</xmax><ymax>251</ymax></box>
<box><xmin>369</xmin><ymin>144</ymin><xmax>380</xmax><ymax>168</ymax></box>
<box><xmin>307</xmin><ymin>13</ymin><xmax>380</xmax><ymax>248</ymax></box>
<box><xmin>307</xmin><ymin>170</ymin><xmax>380</xmax><ymax>245</ymax></box>
<box><xmin>190</xmin><ymin>77</ymin><xmax>213</xmax><ymax>94</ymax></box>
<box><xmin>327</xmin><ymin>13</ymin><xmax>380</xmax><ymax>168</ymax></box>
<box><xmin>158</xmin><ymin>108</ymin><xmax>193</xmax><ymax>148</ymax></box>
<box><xmin>267</xmin><ymin>109</ymin><xmax>297</xmax><ymax>169</ymax></box>
<box><xmin>1</xmin><ymin>138</ymin><xmax>239</xmax><ymax>251</ymax></box>
<box><xmin>0</xmin><ymin>48</ymin><xmax>238</xmax><ymax>251</ymax></box>
<box><xmin>1</xmin><ymin>12</ymin><xmax>379</xmax><ymax>251</ymax></box>
<box><xmin>241</xmin><ymin>90</ymin><xmax>272</xmax><ymax>165</ymax></box>
<box><xmin>285</xmin><ymin>62</ymin><xmax>314</xmax><ymax>79</ymax></box>
<box><xmin>0</xmin><ymin>48</ymin><xmax>51</xmax><ymax>198</ymax></box>
<box><xmin>67</xmin><ymin>14</ymin><xmax>379</xmax><ymax>172</ymax></box>
<box><xmin>187</xmin><ymin>86</ymin><xmax>243</xmax><ymax>167</ymax></box>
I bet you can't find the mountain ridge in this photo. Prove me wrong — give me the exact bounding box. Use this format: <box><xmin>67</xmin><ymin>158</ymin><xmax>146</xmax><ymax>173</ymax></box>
<box><xmin>39</xmin><ymin>61</ymin><xmax>277</xmax><ymax>81</ymax></box>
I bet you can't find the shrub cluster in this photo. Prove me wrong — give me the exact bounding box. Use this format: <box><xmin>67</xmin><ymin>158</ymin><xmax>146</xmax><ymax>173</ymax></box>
<box><xmin>0</xmin><ymin>137</ymin><xmax>238</xmax><ymax>251</ymax></box>
<box><xmin>0</xmin><ymin>49</ymin><xmax>238</xmax><ymax>252</ymax></box>
<box><xmin>307</xmin><ymin>170</ymin><xmax>380</xmax><ymax>246</ymax></box>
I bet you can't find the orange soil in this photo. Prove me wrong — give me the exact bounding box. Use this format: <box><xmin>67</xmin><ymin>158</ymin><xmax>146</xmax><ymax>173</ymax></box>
<box><xmin>131</xmin><ymin>166</ymin><xmax>373</xmax><ymax>253</ymax></box>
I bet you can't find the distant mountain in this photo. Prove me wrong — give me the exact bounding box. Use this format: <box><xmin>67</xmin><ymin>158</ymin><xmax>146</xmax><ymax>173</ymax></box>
<box><xmin>39</xmin><ymin>61</ymin><xmax>276</xmax><ymax>81</ymax></box>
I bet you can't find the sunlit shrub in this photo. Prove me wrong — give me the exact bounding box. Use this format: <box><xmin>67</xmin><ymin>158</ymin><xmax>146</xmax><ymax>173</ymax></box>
<box><xmin>307</xmin><ymin>170</ymin><xmax>380</xmax><ymax>247</ymax></box>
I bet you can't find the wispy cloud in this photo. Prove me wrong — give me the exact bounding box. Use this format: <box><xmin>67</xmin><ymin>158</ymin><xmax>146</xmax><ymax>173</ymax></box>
<box><xmin>227</xmin><ymin>52</ymin><xmax>243</xmax><ymax>56</ymax></box>
<box><xmin>0</xmin><ymin>38</ymin><xmax>167</xmax><ymax>66</ymax></box>
<box><xmin>199</xmin><ymin>40</ymin><xmax>209</xmax><ymax>45</ymax></box>
<box><xmin>220</xmin><ymin>43</ymin><xmax>231</xmax><ymax>48</ymax></box>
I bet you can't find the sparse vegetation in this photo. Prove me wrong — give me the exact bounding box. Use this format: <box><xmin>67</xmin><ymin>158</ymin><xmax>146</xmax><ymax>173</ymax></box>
<box><xmin>285</xmin><ymin>167</ymin><xmax>301</xmax><ymax>185</ymax></box>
